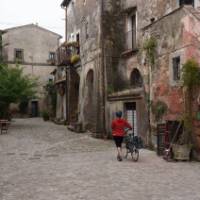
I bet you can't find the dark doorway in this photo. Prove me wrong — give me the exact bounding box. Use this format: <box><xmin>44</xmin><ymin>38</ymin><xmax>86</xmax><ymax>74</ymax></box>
<box><xmin>84</xmin><ymin>70</ymin><xmax>95</xmax><ymax>130</ymax></box>
<box><xmin>69</xmin><ymin>70</ymin><xmax>80</xmax><ymax>123</ymax></box>
<box><xmin>31</xmin><ymin>101</ymin><xmax>38</xmax><ymax>117</ymax></box>
<box><xmin>124</xmin><ymin>102</ymin><xmax>137</xmax><ymax>136</ymax></box>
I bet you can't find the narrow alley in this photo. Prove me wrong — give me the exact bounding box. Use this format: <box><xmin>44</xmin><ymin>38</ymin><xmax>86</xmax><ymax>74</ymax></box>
<box><xmin>0</xmin><ymin>118</ymin><xmax>200</xmax><ymax>200</ymax></box>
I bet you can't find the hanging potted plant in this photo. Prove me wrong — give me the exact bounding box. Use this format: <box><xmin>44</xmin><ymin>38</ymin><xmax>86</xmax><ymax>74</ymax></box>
<box><xmin>70</xmin><ymin>54</ymin><xmax>80</xmax><ymax>64</ymax></box>
<box><xmin>172</xmin><ymin>59</ymin><xmax>200</xmax><ymax>160</ymax></box>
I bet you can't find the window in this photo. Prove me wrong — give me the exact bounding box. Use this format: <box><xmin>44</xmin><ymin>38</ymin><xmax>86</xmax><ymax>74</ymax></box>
<box><xmin>76</xmin><ymin>33</ymin><xmax>80</xmax><ymax>54</ymax></box>
<box><xmin>126</xmin><ymin>9</ymin><xmax>137</xmax><ymax>50</ymax></box>
<box><xmin>172</xmin><ymin>56</ymin><xmax>181</xmax><ymax>81</ymax></box>
<box><xmin>179</xmin><ymin>0</ymin><xmax>194</xmax><ymax>6</ymax></box>
<box><xmin>130</xmin><ymin>68</ymin><xmax>143</xmax><ymax>88</ymax></box>
<box><xmin>14</xmin><ymin>49</ymin><xmax>24</xmax><ymax>61</ymax></box>
<box><xmin>85</xmin><ymin>22</ymin><xmax>89</xmax><ymax>39</ymax></box>
<box><xmin>49</xmin><ymin>52</ymin><xmax>55</xmax><ymax>60</ymax></box>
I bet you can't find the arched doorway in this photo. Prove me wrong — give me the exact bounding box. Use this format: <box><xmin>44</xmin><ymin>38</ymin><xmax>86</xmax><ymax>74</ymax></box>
<box><xmin>69</xmin><ymin>69</ymin><xmax>80</xmax><ymax>123</ymax></box>
<box><xmin>125</xmin><ymin>68</ymin><xmax>145</xmax><ymax>137</ymax></box>
<box><xmin>84</xmin><ymin>69</ymin><xmax>95</xmax><ymax>130</ymax></box>
<box><xmin>130</xmin><ymin>68</ymin><xmax>143</xmax><ymax>88</ymax></box>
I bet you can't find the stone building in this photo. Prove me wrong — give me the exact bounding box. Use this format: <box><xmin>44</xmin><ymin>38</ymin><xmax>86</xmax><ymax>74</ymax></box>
<box><xmin>2</xmin><ymin>24</ymin><xmax>61</xmax><ymax>116</ymax></box>
<box><xmin>58</xmin><ymin>0</ymin><xmax>200</xmax><ymax>150</ymax></box>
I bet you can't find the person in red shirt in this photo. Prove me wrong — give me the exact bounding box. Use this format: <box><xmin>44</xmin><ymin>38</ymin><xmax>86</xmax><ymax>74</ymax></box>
<box><xmin>111</xmin><ymin>111</ymin><xmax>132</xmax><ymax>161</ymax></box>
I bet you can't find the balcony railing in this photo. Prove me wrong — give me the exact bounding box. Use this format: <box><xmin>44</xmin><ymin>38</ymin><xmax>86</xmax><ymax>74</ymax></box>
<box><xmin>124</xmin><ymin>29</ymin><xmax>137</xmax><ymax>52</ymax></box>
<box><xmin>56</xmin><ymin>41</ymin><xmax>80</xmax><ymax>66</ymax></box>
<box><xmin>56</xmin><ymin>46</ymin><xmax>71</xmax><ymax>66</ymax></box>
<box><xmin>47</xmin><ymin>58</ymin><xmax>56</xmax><ymax>65</ymax></box>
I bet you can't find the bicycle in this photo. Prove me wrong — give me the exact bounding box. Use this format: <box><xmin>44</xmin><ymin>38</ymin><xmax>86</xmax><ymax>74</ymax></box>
<box><xmin>124</xmin><ymin>131</ymin><xmax>142</xmax><ymax>162</ymax></box>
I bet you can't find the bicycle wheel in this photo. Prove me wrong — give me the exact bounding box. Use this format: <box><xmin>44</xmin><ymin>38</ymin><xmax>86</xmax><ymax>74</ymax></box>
<box><xmin>124</xmin><ymin>148</ymin><xmax>129</xmax><ymax>159</ymax></box>
<box><xmin>131</xmin><ymin>149</ymin><xmax>139</xmax><ymax>161</ymax></box>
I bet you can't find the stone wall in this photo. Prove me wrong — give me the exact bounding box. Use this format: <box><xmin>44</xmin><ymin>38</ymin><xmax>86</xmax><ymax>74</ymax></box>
<box><xmin>66</xmin><ymin>0</ymin><xmax>104</xmax><ymax>133</ymax></box>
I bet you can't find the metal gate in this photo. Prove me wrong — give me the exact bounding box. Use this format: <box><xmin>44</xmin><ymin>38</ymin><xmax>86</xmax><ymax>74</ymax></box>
<box><xmin>125</xmin><ymin>102</ymin><xmax>137</xmax><ymax>136</ymax></box>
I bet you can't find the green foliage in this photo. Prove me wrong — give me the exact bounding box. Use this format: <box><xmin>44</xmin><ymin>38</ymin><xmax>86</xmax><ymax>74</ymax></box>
<box><xmin>182</xmin><ymin>59</ymin><xmax>200</xmax><ymax>89</ymax></box>
<box><xmin>181</xmin><ymin>59</ymin><xmax>200</xmax><ymax>144</ymax></box>
<box><xmin>0</xmin><ymin>63</ymin><xmax>37</xmax><ymax>118</ymax></box>
<box><xmin>19</xmin><ymin>98</ymin><xmax>29</xmax><ymax>114</ymax></box>
<box><xmin>152</xmin><ymin>100</ymin><xmax>168</xmax><ymax>121</ymax></box>
<box><xmin>0</xmin><ymin>32</ymin><xmax>2</xmax><ymax>63</ymax></box>
<box><xmin>107</xmin><ymin>84</ymin><xmax>114</xmax><ymax>94</ymax></box>
<box><xmin>143</xmin><ymin>37</ymin><xmax>157</xmax><ymax>66</ymax></box>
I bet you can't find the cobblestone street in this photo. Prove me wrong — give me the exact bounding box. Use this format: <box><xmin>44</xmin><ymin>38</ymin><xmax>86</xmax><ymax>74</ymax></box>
<box><xmin>0</xmin><ymin>118</ymin><xmax>200</xmax><ymax>200</ymax></box>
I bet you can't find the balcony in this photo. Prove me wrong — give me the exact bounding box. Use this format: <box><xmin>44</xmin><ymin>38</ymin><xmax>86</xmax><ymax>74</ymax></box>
<box><xmin>56</xmin><ymin>41</ymin><xmax>80</xmax><ymax>66</ymax></box>
<box><xmin>56</xmin><ymin>46</ymin><xmax>71</xmax><ymax>66</ymax></box>
<box><xmin>47</xmin><ymin>58</ymin><xmax>56</xmax><ymax>65</ymax></box>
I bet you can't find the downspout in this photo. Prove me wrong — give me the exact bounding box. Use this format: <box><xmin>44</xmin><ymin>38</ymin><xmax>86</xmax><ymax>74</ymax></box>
<box><xmin>100</xmin><ymin>0</ymin><xmax>107</xmax><ymax>138</ymax></box>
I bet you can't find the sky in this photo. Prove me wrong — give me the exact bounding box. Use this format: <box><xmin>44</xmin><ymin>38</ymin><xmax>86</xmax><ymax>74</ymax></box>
<box><xmin>0</xmin><ymin>0</ymin><xmax>65</xmax><ymax>39</ymax></box>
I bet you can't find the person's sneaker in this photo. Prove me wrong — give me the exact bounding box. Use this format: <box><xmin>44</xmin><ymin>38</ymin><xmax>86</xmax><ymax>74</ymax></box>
<box><xmin>117</xmin><ymin>155</ymin><xmax>122</xmax><ymax>161</ymax></box>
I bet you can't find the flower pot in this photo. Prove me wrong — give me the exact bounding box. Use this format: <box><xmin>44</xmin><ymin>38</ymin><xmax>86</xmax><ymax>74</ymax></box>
<box><xmin>172</xmin><ymin>144</ymin><xmax>191</xmax><ymax>161</ymax></box>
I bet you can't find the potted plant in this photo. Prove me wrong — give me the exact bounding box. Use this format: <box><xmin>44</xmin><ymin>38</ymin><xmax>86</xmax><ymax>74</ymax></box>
<box><xmin>42</xmin><ymin>110</ymin><xmax>49</xmax><ymax>121</ymax></box>
<box><xmin>172</xmin><ymin>59</ymin><xmax>200</xmax><ymax>160</ymax></box>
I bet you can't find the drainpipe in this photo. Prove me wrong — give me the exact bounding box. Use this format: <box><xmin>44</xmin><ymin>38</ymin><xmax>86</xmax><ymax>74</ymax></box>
<box><xmin>100</xmin><ymin>0</ymin><xmax>107</xmax><ymax>138</ymax></box>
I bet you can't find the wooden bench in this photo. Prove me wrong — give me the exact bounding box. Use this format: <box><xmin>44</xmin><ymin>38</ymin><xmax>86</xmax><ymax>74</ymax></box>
<box><xmin>0</xmin><ymin>120</ymin><xmax>10</xmax><ymax>134</ymax></box>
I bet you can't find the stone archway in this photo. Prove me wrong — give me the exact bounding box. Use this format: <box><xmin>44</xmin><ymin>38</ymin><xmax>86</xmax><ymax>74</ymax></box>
<box><xmin>130</xmin><ymin>68</ymin><xmax>143</xmax><ymax>88</ymax></box>
<box><xmin>84</xmin><ymin>69</ymin><xmax>95</xmax><ymax>130</ymax></box>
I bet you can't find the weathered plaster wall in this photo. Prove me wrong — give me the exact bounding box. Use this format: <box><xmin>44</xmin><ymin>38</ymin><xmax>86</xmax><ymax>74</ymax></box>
<box><xmin>3</xmin><ymin>24</ymin><xmax>60</xmax><ymax>63</ymax></box>
<box><xmin>66</xmin><ymin>0</ymin><xmax>104</xmax><ymax>132</ymax></box>
<box><xmin>142</xmin><ymin>6</ymin><xmax>200</xmax><ymax>151</ymax></box>
<box><xmin>145</xmin><ymin>8</ymin><xmax>186</xmax><ymax>121</ymax></box>
<box><xmin>104</xmin><ymin>1</ymin><xmax>200</xmax><ymax>142</ymax></box>
<box><xmin>2</xmin><ymin>24</ymin><xmax>60</xmax><ymax>114</ymax></box>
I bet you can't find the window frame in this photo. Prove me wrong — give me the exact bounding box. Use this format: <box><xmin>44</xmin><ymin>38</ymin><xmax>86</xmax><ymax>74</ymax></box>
<box><xmin>172</xmin><ymin>56</ymin><xmax>181</xmax><ymax>82</ymax></box>
<box><xmin>85</xmin><ymin>21</ymin><xmax>89</xmax><ymax>40</ymax></box>
<box><xmin>49</xmin><ymin>52</ymin><xmax>55</xmax><ymax>61</ymax></box>
<box><xmin>14</xmin><ymin>48</ymin><xmax>24</xmax><ymax>62</ymax></box>
<box><xmin>179</xmin><ymin>0</ymin><xmax>194</xmax><ymax>6</ymax></box>
<box><xmin>126</xmin><ymin>8</ymin><xmax>137</xmax><ymax>51</ymax></box>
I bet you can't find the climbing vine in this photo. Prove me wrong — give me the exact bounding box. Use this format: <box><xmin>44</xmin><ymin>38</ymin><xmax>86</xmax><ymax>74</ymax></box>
<box><xmin>181</xmin><ymin>59</ymin><xmax>200</xmax><ymax>144</ymax></box>
<box><xmin>143</xmin><ymin>37</ymin><xmax>157</xmax><ymax>67</ymax></box>
<box><xmin>152</xmin><ymin>100</ymin><xmax>168</xmax><ymax>122</ymax></box>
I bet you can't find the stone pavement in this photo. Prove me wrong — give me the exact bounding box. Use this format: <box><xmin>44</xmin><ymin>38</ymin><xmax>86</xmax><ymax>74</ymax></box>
<box><xmin>0</xmin><ymin>118</ymin><xmax>200</xmax><ymax>200</ymax></box>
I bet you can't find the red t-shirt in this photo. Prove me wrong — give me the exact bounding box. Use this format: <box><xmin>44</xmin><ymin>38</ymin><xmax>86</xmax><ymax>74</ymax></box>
<box><xmin>111</xmin><ymin>118</ymin><xmax>132</xmax><ymax>137</ymax></box>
